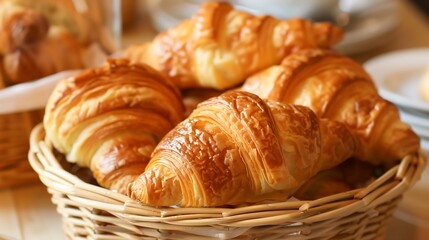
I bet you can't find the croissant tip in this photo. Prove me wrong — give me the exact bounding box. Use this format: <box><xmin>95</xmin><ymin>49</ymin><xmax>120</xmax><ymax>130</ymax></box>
<box><xmin>126</xmin><ymin>181</ymin><xmax>136</xmax><ymax>200</ymax></box>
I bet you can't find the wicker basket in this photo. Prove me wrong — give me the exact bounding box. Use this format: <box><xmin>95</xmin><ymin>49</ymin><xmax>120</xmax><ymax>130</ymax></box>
<box><xmin>0</xmin><ymin>109</ymin><xmax>44</xmax><ymax>189</ymax></box>
<box><xmin>28</xmin><ymin>124</ymin><xmax>427</xmax><ymax>240</ymax></box>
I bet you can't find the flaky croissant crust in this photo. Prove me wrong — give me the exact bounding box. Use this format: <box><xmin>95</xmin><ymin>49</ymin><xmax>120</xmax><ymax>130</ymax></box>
<box><xmin>128</xmin><ymin>91</ymin><xmax>356</xmax><ymax>207</ymax></box>
<box><xmin>124</xmin><ymin>2</ymin><xmax>343</xmax><ymax>90</ymax></box>
<box><xmin>44</xmin><ymin>58</ymin><xmax>185</xmax><ymax>193</ymax></box>
<box><xmin>242</xmin><ymin>49</ymin><xmax>420</xmax><ymax>164</ymax></box>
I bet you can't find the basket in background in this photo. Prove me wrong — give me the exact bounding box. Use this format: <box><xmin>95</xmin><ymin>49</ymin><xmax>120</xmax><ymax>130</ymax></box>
<box><xmin>0</xmin><ymin>109</ymin><xmax>44</xmax><ymax>189</ymax></box>
<box><xmin>0</xmin><ymin>0</ymin><xmax>122</xmax><ymax>189</ymax></box>
<box><xmin>28</xmin><ymin>124</ymin><xmax>427</xmax><ymax>239</ymax></box>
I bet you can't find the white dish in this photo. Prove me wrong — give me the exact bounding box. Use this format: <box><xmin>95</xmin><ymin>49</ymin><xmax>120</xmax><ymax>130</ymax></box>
<box><xmin>364</xmin><ymin>48</ymin><xmax>429</xmax><ymax>113</ymax></box>
<box><xmin>399</xmin><ymin>108</ymin><xmax>429</xmax><ymax>129</ymax></box>
<box><xmin>0</xmin><ymin>70</ymin><xmax>81</xmax><ymax>115</ymax></box>
<box><xmin>410</xmin><ymin>125</ymin><xmax>429</xmax><ymax>140</ymax></box>
<box><xmin>150</xmin><ymin>0</ymin><xmax>260</xmax><ymax>32</ymax></box>
<box><xmin>334</xmin><ymin>0</ymin><xmax>399</xmax><ymax>55</ymax></box>
<box><xmin>232</xmin><ymin>0</ymin><xmax>339</xmax><ymax>21</ymax></box>
<box><xmin>421</xmin><ymin>138</ymin><xmax>429</xmax><ymax>152</ymax></box>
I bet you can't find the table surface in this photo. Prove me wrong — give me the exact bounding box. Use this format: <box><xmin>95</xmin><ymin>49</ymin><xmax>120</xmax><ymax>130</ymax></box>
<box><xmin>1</xmin><ymin>0</ymin><xmax>429</xmax><ymax>239</ymax></box>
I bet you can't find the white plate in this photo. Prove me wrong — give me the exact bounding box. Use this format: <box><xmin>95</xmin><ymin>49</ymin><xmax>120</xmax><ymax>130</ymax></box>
<box><xmin>399</xmin><ymin>108</ymin><xmax>429</xmax><ymax>129</ymax></box>
<box><xmin>334</xmin><ymin>0</ymin><xmax>399</xmax><ymax>55</ymax></box>
<box><xmin>150</xmin><ymin>0</ymin><xmax>261</xmax><ymax>32</ymax></box>
<box><xmin>410</xmin><ymin>125</ymin><xmax>429</xmax><ymax>140</ymax></box>
<box><xmin>421</xmin><ymin>138</ymin><xmax>429</xmax><ymax>152</ymax></box>
<box><xmin>0</xmin><ymin>70</ymin><xmax>81</xmax><ymax>115</ymax></box>
<box><xmin>364</xmin><ymin>48</ymin><xmax>429</xmax><ymax>113</ymax></box>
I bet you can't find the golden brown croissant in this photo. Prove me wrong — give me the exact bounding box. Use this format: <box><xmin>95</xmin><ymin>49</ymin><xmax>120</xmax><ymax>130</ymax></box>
<box><xmin>0</xmin><ymin>1</ymin><xmax>50</xmax><ymax>54</ymax></box>
<box><xmin>44</xmin><ymin>58</ymin><xmax>185</xmax><ymax>193</ymax></box>
<box><xmin>3</xmin><ymin>26</ymin><xmax>83</xmax><ymax>84</ymax></box>
<box><xmin>242</xmin><ymin>49</ymin><xmax>420</xmax><ymax>165</ymax></box>
<box><xmin>128</xmin><ymin>91</ymin><xmax>356</xmax><ymax>207</ymax></box>
<box><xmin>123</xmin><ymin>1</ymin><xmax>343</xmax><ymax>90</ymax></box>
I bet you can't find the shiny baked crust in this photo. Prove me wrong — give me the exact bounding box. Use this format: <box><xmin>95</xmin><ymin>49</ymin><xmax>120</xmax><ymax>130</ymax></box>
<box><xmin>128</xmin><ymin>91</ymin><xmax>356</xmax><ymax>207</ymax></box>
<box><xmin>44</xmin><ymin>58</ymin><xmax>185</xmax><ymax>193</ymax></box>
<box><xmin>124</xmin><ymin>2</ymin><xmax>343</xmax><ymax>90</ymax></box>
<box><xmin>242</xmin><ymin>49</ymin><xmax>420</xmax><ymax>165</ymax></box>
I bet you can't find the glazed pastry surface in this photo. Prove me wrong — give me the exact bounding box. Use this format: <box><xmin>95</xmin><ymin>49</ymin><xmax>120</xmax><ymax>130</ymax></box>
<box><xmin>242</xmin><ymin>49</ymin><xmax>420</xmax><ymax>165</ymax></box>
<box><xmin>124</xmin><ymin>2</ymin><xmax>343</xmax><ymax>90</ymax></box>
<box><xmin>44</xmin><ymin>58</ymin><xmax>185</xmax><ymax>193</ymax></box>
<box><xmin>128</xmin><ymin>91</ymin><xmax>356</xmax><ymax>207</ymax></box>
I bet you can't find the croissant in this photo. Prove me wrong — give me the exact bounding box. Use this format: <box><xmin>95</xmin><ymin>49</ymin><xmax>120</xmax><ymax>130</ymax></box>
<box><xmin>128</xmin><ymin>91</ymin><xmax>356</xmax><ymax>207</ymax></box>
<box><xmin>0</xmin><ymin>1</ymin><xmax>49</xmax><ymax>54</ymax></box>
<box><xmin>123</xmin><ymin>1</ymin><xmax>343</xmax><ymax>90</ymax></box>
<box><xmin>3</xmin><ymin>26</ymin><xmax>83</xmax><ymax>84</ymax></box>
<box><xmin>44</xmin><ymin>58</ymin><xmax>185</xmax><ymax>193</ymax></box>
<box><xmin>242</xmin><ymin>49</ymin><xmax>420</xmax><ymax>165</ymax></box>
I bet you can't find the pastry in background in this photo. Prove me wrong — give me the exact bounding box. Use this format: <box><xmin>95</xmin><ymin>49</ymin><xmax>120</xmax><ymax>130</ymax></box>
<box><xmin>242</xmin><ymin>49</ymin><xmax>420</xmax><ymax>166</ymax></box>
<box><xmin>182</xmin><ymin>88</ymin><xmax>223</xmax><ymax>116</ymax></box>
<box><xmin>44</xmin><ymin>59</ymin><xmax>185</xmax><ymax>194</ymax></box>
<box><xmin>15</xmin><ymin>0</ymin><xmax>117</xmax><ymax>54</ymax></box>
<box><xmin>11</xmin><ymin>0</ymin><xmax>94</xmax><ymax>46</ymax></box>
<box><xmin>128</xmin><ymin>91</ymin><xmax>357</xmax><ymax>207</ymax></box>
<box><xmin>121</xmin><ymin>0</ymin><xmax>138</xmax><ymax>30</ymax></box>
<box><xmin>0</xmin><ymin>0</ymin><xmax>50</xmax><ymax>54</ymax></box>
<box><xmin>293</xmin><ymin>167</ymin><xmax>352</xmax><ymax>200</ymax></box>
<box><xmin>294</xmin><ymin>158</ymin><xmax>378</xmax><ymax>200</ymax></box>
<box><xmin>124</xmin><ymin>1</ymin><xmax>343</xmax><ymax>90</ymax></box>
<box><xmin>3</xmin><ymin>26</ymin><xmax>83</xmax><ymax>84</ymax></box>
<box><xmin>53</xmin><ymin>148</ymin><xmax>98</xmax><ymax>186</ymax></box>
<box><xmin>420</xmin><ymin>66</ymin><xmax>429</xmax><ymax>101</ymax></box>
<box><xmin>342</xmin><ymin>158</ymin><xmax>380</xmax><ymax>188</ymax></box>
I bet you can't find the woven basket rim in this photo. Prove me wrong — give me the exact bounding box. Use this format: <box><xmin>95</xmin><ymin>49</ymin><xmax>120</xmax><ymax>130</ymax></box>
<box><xmin>28</xmin><ymin>123</ymin><xmax>427</xmax><ymax>229</ymax></box>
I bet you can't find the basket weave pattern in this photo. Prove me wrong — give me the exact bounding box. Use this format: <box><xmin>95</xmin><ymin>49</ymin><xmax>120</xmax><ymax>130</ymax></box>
<box><xmin>28</xmin><ymin>124</ymin><xmax>427</xmax><ymax>240</ymax></box>
<box><xmin>0</xmin><ymin>109</ymin><xmax>44</xmax><ymax>189</ymax></box>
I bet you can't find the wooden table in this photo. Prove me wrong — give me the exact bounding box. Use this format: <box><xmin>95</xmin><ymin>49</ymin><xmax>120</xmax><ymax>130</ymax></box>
<box><xmin>1</xmin><ymin>0</ymin><xmax>429</xmax><ymax>239</ymax></box>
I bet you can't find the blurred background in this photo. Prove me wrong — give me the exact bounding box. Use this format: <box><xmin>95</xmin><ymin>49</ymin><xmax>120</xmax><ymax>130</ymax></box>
<box><xmin>1</xmin><ymin>0</ymin><xmax>429</xmax><ymax>239</ymax></box>
<box><xmin>121</xmin><ymin>0</ymin><xmax>429</xmax><ymax>60</ymax></box>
